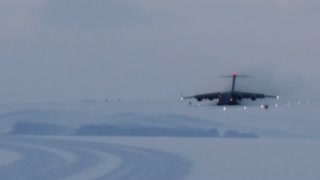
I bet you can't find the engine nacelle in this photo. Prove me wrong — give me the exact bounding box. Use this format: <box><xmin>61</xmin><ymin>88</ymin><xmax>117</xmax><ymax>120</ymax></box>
<box><xmin>196</xmin><ymin>98</ymin><xmax>203</xmax><ymax>102</ymax></box>
<box><xmin>251</xmin><ymin>97</ymin><xmax>256</xmax><ymax>101</ymax></box>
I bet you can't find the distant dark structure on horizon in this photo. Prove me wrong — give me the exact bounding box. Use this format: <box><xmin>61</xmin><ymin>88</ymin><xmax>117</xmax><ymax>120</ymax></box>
<box><xmin>181</xmin><ymin>73</ymin><xmax>279</xmax><ymax>106</ymax></box>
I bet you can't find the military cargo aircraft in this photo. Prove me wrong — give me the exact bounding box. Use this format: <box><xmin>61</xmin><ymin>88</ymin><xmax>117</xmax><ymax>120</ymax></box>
<box><xmin>181</xmin><ymin>73</ymin><xmax>279</xmax><ymax>106</ymax></box>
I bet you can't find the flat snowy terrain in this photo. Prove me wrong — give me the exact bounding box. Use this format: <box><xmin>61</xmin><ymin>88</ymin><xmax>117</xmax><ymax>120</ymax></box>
<box><xmin>0</xmin><ymin>100</ymin><xmax>319</xmax><ymax>180</ymax></box>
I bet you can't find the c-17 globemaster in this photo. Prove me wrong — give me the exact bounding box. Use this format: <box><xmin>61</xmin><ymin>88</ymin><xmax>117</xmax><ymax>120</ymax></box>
<box><xmin>181</xmin><ymin>73</ymin><xmax>279</xmax><ymax>106</ymax></box>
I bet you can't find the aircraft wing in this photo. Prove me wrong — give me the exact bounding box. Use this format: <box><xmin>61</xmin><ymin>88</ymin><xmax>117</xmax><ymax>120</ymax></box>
<box><xmin>233</xmin><ymin>91</ymin><xmax>278</xmax><ymax>100</ymax></box>
<box><xmin>181</xmin><ymin>92</ymin><xmax>220</xmax><ymax>101</ymax></box>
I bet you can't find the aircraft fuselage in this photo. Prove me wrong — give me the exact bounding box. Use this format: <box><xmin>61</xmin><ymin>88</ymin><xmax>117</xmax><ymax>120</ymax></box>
<box><xmin>217</xmin><ymin>92</ymin><xmax>239</xmax><ymax>105</ymax></box>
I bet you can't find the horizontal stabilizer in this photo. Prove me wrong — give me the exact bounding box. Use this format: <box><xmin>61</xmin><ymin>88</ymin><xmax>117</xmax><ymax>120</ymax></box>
<box><xmin>220</xmin><ymin>75</ymin><xmax>251</xmax><ymax>78</ymax></box>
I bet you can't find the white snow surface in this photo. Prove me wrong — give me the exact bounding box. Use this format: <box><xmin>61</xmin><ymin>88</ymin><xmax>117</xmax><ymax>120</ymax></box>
<box><xmin>0</xmin><ymin>100</ymin><xmax>319</xmax><ymax>179</ymax></box>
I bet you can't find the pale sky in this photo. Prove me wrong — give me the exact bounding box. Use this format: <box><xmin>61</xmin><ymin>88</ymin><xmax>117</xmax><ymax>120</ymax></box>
<box><xmin>0</xmin><ymin>0</ymin><xmax>319</xmax><ymax>103</ymax></box>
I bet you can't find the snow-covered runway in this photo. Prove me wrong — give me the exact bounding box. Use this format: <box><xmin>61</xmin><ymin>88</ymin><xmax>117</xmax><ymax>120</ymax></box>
<box><xmin>0</xmin><ymin>100</ymin><xmax>319</xmax><ymax>179</ymax></box>
<box><xmin>0</xmin><ymin>135</ymin><xmax>191</xmax><ymax>180</ymax></box>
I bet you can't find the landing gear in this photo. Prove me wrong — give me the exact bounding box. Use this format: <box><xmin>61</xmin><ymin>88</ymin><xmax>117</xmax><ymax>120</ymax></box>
<box><xmin>261</xmin><ymin>104</ymin><xmax>269</xmax><ymax>110</ymax></box>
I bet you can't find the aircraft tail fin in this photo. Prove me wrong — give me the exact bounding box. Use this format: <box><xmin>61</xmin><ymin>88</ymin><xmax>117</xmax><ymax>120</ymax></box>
<box><xmin>220</xmin><ymin>73</ymin><xmax>251</xmax><ymax>92</ymax></box>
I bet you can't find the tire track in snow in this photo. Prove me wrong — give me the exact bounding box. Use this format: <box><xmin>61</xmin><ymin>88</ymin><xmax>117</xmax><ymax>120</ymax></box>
<box><xmin>0</xmin><ymin>136</ymin><xmax>191</xmax><ymax>180</ymax></box>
